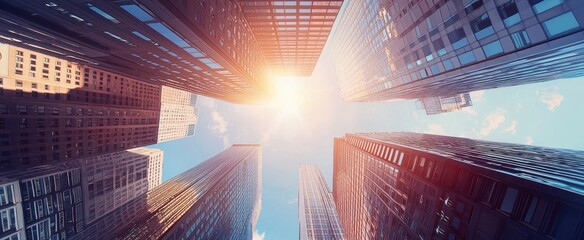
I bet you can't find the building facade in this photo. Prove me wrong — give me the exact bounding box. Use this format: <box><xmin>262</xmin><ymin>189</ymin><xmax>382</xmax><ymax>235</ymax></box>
<box><xmin>0</xmin><ymin>0</ymin><xmax>344</xmax><ymax>103</ymax></box>
<box><xmin>157</xmin><ymin>86</ymin><xmax>198</xmax><ymax>143</ymax></box>
<box><xmin>330</xmin><ymin>0</ymin><xmax>584</xmax><ymax>101</ymax></box>
<box><xmin>0</xmin><ymin>164</ymin><xmax>84</xmax><ymax>240</ymax></box>
<box><xmin>240</xmin><ymin>0</ymin><xmax>343</xmax><ymax>76</ymax></box>
<box><xmin>416</xmin><ymin>92</ymin><xmax>472</xmax><ymax>115</ymax></box>
<box><xmin>298</xmin><ymin>164</ymin><xmax>344</xmax><ymax>240</ymax></box>
<box><xmin>0</xmin><ymin>0</ymin><xmax>271</xmax><ymax>103</ymax></box>
<box><xmin>79</xmin><ymin>148</ymin><xmax>163</xmax><ymax>224</ymax></box>
<box><xmin>77</xmin><ymin>144</ymin><xmax>262</xmax><ymax>240</ymax></box>
<box><xmin>0</xmin><ymin>44</ymin><xmax>161</xmax><ymax>170</ymax></box>
<box><xmin>333</xmin><ymin>132</ymin><xmax>584</xmax><ymax>240</ymax></box>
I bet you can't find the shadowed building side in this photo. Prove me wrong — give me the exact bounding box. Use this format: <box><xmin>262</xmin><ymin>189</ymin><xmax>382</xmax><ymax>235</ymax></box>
<box><xmin>0</xmin><ymin>44</ymin><xmax>161</xmax><ymax>169</ymax></box>
<box><xmin>333</xmin><ymin>132</ymin><xmax>584</xmax><ymax>240</ymax></box>
<box><xmin>0</xmin><ymin>164</ymin><xmax>84</xmax><ymax>240</ymax></box>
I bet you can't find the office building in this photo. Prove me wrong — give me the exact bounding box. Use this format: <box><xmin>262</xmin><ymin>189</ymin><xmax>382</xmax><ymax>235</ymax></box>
<box><xmin>79</xmin><ymin>148</ymin><xmax>163</xmax><ymax>224</ymax></box>
<box><xmin>0</xmin><ymin>0</ymin><xmax>344</xmax><ymax>102</ymax></box>
<box><xmin>240</xmin><ymin>0</ymin><xmax>343</xmax><ymax>76</ymax></box>
<box><xmin>333</xmin><ymin>132</ymin><xmax>584</xmax><ymax>240</ymax></box>
<box><xmin>78</xmin><ymin>144</ymin><xmax>262</xmax><ymax>240</ymax></box>
<box><xmin>0</xmin><ymin>0</ymin><xmax>272</xmax><ymax>103</ymax></box>
<box><xmin>298</xmin><ymin>164</ymin><xmax>344</xmax><ymax>240</ymax></box>
<box><xmin>416</xmin><ymin>92</ymin><xmax>472</xmax><ymax>115</ymax></box>
<box><xmin>330</xmin><ymin>0</ymin><xmax>584</xmax><ymax>101</ymax></box>
<box><xmin>0</xmin><ymin>164</ymin><xmax>84</xmax><ymax>240</ymax></box>
<box><xmin>0</xmin><ymin>44</ymin><xmax>161</xmax><ymax>169</ymax></box>
<box><xmin>157</xmin><ymin>86</ymin><xmax>198</xmax><ymax>143</ymax></box>
<box><xmin>0</xmin><ymin>180</ymin><xmax>23</xmax><ymax>240</ymax></box>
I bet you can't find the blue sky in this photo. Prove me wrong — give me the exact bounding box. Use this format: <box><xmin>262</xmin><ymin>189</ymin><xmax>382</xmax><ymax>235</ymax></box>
<box><xmin>150</xmin><ymin>48</ymin><xmax>584</xmax><ymax>240</ymax></box>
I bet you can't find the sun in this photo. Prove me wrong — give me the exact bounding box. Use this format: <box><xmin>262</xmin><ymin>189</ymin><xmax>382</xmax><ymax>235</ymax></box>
<box><xmin>273</xmin><ymin>77</ymin><xmax>304</xmax><ymax>117</ymax></box>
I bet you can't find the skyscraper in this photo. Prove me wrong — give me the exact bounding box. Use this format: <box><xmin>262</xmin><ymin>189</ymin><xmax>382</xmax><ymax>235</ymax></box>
<box><xmin>0</xmin><ymin>44</ymin><xmax>160</xmax><ymax>169</ymax></box>
<box><xmin>77</xmin><ymin>144</ymin><xmax>262</xmax><ymax>240</ymax></box>
<box><xmin>330</xmin><ymin>0</ymin><xmax>584</xmax><ymax>102</ymax></box>
<box><xmin>0</xmin><ymin>1</ymin><xmax>343</xmax><ymax>102</ymax></box>
<box><xmin>298</xmin><ymin>164</ymin><xmax>344</xmax><ymax>240</ymax></box>
<box><xmin>416</xmin><ymin>92</ymin><xmax>472</xmax><ymax>115</ymax></box>
<box><xmin>240</xmin><ymin>0</ymin><xmax>343</xmax><ymax>76</ymax></box>
<box><xmin>0</xmin><ymin>0</ymin><xmax>271</xmax><ymax>103</ymax></box>
<box><xmin>333</xmin><ymin>132</ymin><xmax>584</xmax><ymax>240</ymax></box>
<box><xmin>157</xmin><ymin>86</ymin><xmax>198</xmax><ymax>143</ymax></box>
<box><xmin>79</xmin><ymin>148</ymin><xmax>163</xmax><ymax>224</ymax></box>
<box><xmin>0</xmin><ymin>164</ymin><xmax>84</xmax><ymax>240</ymax></box>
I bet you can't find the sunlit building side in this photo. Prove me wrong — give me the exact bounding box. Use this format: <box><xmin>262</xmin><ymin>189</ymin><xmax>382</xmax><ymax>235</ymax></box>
<box><xmin>333</xmin><ymin>132</ymin><xmax>584</xmax><ymax>240</ymax></box>
<box><xmin>0</xmin><ymin>44</ymin><xmax>161</xmax><ymax>170</ymax></box>
<box><xmin>79</xmin><ymin>148</ymin><xmax>163</xmax><ymax>224</ymax></box>
<box><xmin>0</xmin><ymin>164</ymin><xmax>84</xmax><ymax>240</ymax></box>
<box><xmin>240</xmin><ymin>0</ymin><xmax>344</xmax><ymax>76</ymax></box>
<box><xmin>157</xmin><ymin>86</ymin><xmax>198</xmax><ymax>143</ymax></box>
<box><xmin>77</xmin><ymin>144</ymin><xmax>262</xmax><ymax>240</ymax></box>
<box><xmin>330</xmin><ymin>0</ymin><xmax>584</xmax><ymax>101</ymax></box>
<box><xmin>298</xmin><ymin>164</ymin><xmax>344</xmax><ymax>240</ymax></box>
<box><xmin>416</xmin><ymin>92</ymin><xmax>472</xmax><ymax>115</ymax></box>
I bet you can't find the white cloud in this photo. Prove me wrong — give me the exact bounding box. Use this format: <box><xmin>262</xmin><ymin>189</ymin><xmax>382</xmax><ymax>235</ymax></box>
<box><xmin>210</xmin><ymin>111</ymin><xmax>228</xmax><ymax>134</ymax></box>
<box><xmin>537</xmin><ymin>86</ymin><xmax>564</xmax><ymax>111</ymax></box>
<box><xmin>503</xmin><ymin>121</ymin><xmax>517</xmax><ymax>134</ymax></box>
<box><xmin>209</xmin><ymin>110</ymin><xmax>230</xmax><ymax>149</ymax></box>
<box><xmin>424</xmin><ymin>123</ymin><xmax>445</xmax><ymax>135</ymax></box>
<box><xmin>287</xmin><ymin>198</ymin><xmax>298</xmax><ymax>205</ymax></box>
<box><xmin>479</xmin><ymin>109</ymin><xmax>506</xmax><ymax>137</ymax></box>
<box><xmin>253</xmin><ymin>230</ymin><xmax>266</xmax><ymax>240</ymax></box>
<box><xmin>470</xmin><ymin>90</ymin><xmax>485</xmax><ymax>102</ymax></box>
<box><xmin>526</xmin><ymin>137</ymin><xmax>534</xmax><ymax>145</ymax></box>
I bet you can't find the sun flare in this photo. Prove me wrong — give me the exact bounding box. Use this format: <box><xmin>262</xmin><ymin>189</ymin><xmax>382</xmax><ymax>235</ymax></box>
<box><xmin>273</xmin><ymin>77</ymin><xmax>304</xmax><ymax>117</ymax></box>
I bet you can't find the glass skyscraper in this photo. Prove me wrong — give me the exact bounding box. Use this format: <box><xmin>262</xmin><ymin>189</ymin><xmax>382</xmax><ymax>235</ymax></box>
<box><xmin>333</xmin><ymin>132</ymin><xmax>584</xmax><ymax>240</ymax></box>
<box><xmin>77</xmin><ymin>144</ymin><xmax>262</xmax><ymax>240</ymax></box>
<box><xmin>0</xmin><ymin>0</ymin><xmax>343</xmax><ymax>103</ymax></box>
<box><xmin>298</xmin><ymin>164</ymin><xmax>344</xmax><ymax>240</ymax></box>
<box><xmin>330</xmin><ymin>0</ymin><xmax>584</xmax><ymax>102</ymax></box>
<box><xmin>240</xmin><ymin>0</ymin><xmax>343</xmax><ymax>76</ymax></box>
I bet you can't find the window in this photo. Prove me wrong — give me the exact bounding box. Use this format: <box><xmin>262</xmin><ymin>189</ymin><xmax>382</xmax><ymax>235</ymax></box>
<box><xmin>430</xmin><ymin>64</ymin><xmax>441</xmax><ymax>74</ymax></box>
<box><xmin>422</xmin><ymin>45</ymin><xmax>433</xmax><ymax>61</ymax></box>
<box><xmin>500</xmin><ymin>187</ymin><xmax>518</xmax><ymax>214</ymax></box>
<box><xmin>443</xmin><ymin>59</ymin><xmax>454</xmax><ymax>70</ymax></box>
<box><xmin>498</xmin><ymin>1</ymin><xmax>521</xmax><ymax>27</ymax></box>
<box><xmin>16</xmin><ymin>105</ymin><xmax>27</xmax><ymax>115</ymax></box>
<box><xmin>470</xmin><ymin>14</ymin><xmax>494</xmax><ymax>40</ymax></box>
<box><xmin>543</xmin><ymin>11</ymin><xmax>580</xmax><ymax>37</ymax></box>
<box><xmin>511</xmin><ymin>30</ymin><xmax>531</xmax><ymax>49</ymax></box>
<box><xmin>548</xmin><ymin>203</ymin><xmax>580</xmax><ymax>239</ymax></box>
<box><xmin>87</xmin><ymin>3</ymin><xmax>120</xmax><ymax>23</ymax></box>
<box><xmin>480</xmin><ymin>180</ymin><xmax>495</xmax><ymax>204</ymax></box>
<box><xmin>432</xmin><ymin>38</ymin><xmax>446</xmax><ymax>56</ymax></box>
<box><xmin>121</xmin><ymin>4</ymin><xmax>155</xmax><ymax>22</ymax></box>
<box><xmin>447</xmin><ymin>28</ymin><xmax>468</xmax><ymax>50</ymax></box>
<box><xmin>458</xmin><ymin>51</ymin><xmax>476</xmax><ymax>65</ymax></box>
<box><xmin>465</xmin><ymin>0</ymin><xmax>484</xmax><ymax>14</ymax></box>
<box><xmin>148</xmin><ymin>23</ymin><xmax>189</xmax><ymax>48</ymax></box>
<box><xmin>482</xmin><ymin>40</ymin><xmax>503</xmax><ymax>58</ymax></box>
<box><xmin>15</xmin><ymin>80</ymin><xmax>23</xmax><ymax>87</ymax></box>
<box><xmin>529</xmin><ymin>0</ymin><xmax>563</xmax><ymax>14</ymax></box>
